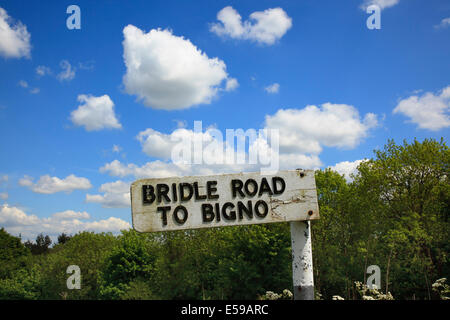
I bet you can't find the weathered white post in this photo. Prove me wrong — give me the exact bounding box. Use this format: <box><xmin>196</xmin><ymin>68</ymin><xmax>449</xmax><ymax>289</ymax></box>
<box><xmin>290</xmin><ymin>220</ymin><xmax>314</xmax><ymax>300</ymax></box>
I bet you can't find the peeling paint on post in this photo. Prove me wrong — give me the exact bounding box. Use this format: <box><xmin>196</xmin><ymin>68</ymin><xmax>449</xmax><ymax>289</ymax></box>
<box><xmin>291</xmin><ymin>220</ymin><xmax>314</xmax><ymax>300</ymax></box>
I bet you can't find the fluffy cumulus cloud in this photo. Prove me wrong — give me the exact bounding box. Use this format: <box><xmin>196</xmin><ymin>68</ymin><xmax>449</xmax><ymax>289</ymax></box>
<box><xmin>100</xmin><ymin>159</ymin><xmax>194</xmax><ymax>179</ymax></box>
<box><xmin>122</xmin><ymin>25</ymin><xmax>236</xmax><ymax>110</ymax></box>
<box><xmin>136</xmin><ymin>126</ymin><xmax>230</xmax><ymax>161</ymax></box>
<box><xmin>210</xmin><ymin>6</ymin><xmax>292</xmax><ymax>45</ymax></box>
<box><xmin>265</xmin><ymin>83</ymin><xmax>280</xmax><ymax>94</ymax></box>
<box><xmin>136</xmin><ymin>128</ymin><xmax>178</xmax><ymax>159</ymax></box>
<box><xmin>0</xmin><ymin>204</ymin><xmax>130</xmax><ymax>241</ymax></box>
<box><xmin>360</xmin><ymin>0</ymin><xmax>400</xmax><ymax>10</ymax></box>
<box><xmin>0</xmin><ymin>7</ymin><xmax>31</xmax><ymax>59</ymax></box>
<box><xmin>86</xmin><ymin>180</ymin><xmax>131</xmax><ymax>208</ymax></box>
<box><xmin>393</xmin><ymin>86</ymin><xmax>450</xmax><ymax>131</ymax></box>
<box><xmin>329</xmin><ymin>159</ymin><xmax>366</xmax><ymax>182</ymax></box>
<box><xmin>19</xmin><ymin>174</ymin><xmax>92</xmax><ymax>194</ymax></box>
<box><xmin>101</xmin><ymin>102</ymin><xmax>378</xmax><ymax>179</ymax></box>
<box><xmin>70</xmin><ymin>94</ymin><xmax>122</xmax><ymax>131</ymax></box>
<box><xmin>265</xmin><ymin>103</ymin><xmax>378</xmax><ymax>155</ymax></box>
<box><xmin>435</xmin><ymin>17</ymin><xmax>450</xmax><ymax>29</ymax></box>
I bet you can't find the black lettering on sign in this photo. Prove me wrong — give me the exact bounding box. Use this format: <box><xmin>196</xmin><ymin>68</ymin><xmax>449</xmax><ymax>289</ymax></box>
<box><xmin>254</xmin><ymin>200</ymin><xmax>269</xmax><ymax>218</ymax></box>
<box><xmin>258</xmin><ymin>177</ymin><xmax>273</xmax><ymax>196</ymax></box>
<box><xmin>143</xmin><ymin>185</ymin><xmax>155</xmax><ymax>204</ymax></box>
<box><xmin>207</xmin><ymin>181</ymin><xmax>219</xmax><ymax>199</ymax></box>
<box><xmin>202</xmin><ymin>203</ymin><xmax>214</xmax><ymax>223</ymax></box>
<box><xmin>179</xmin><ymin>183</ymin><xmax>193</xmax><ymax>201</ymax></box>
<box><xmin>157</xmin><ymin>206</ymin><xmax>171</xmax><ymax>226</ymax></box>
<box><xmin>237</xmin><ymin>200</ymin><xmax>253</xmax><ymax>220</ymax></box>
<box><xmin>193</xmin><ymin>182</ymin><xmax>207</xmax><ymax>200</ymax></box>
<box><xmin>231</xmin><ymin>179</ymin><xmax>244</xmax><ymax>198</ymax></box>
<box><xmin>172</xmin><ymin>183</ymin><xmax>178</xmax><ymax>202</ymax></box>
<box><xmin>156</xmin><ymin>184</ymin><xmax>170</xmax><ymax>203</ymax></box>
<box><xmin>222</xmin><ymin>202</ymin><xmax>236</xmax><ymax>220</ymax></box>
<box><xmin>272</xmin><ymin>177</ymin><xmax>286</xmax><ymax>195</ymax></box>
<box><xmin>173</xmin><ymin>205</ymin><xmax>188</xmax><ymax>225</ymax></box>
<box><xmin>215</xmin><ymin>203</ymin><xmax>221</xmax><ymax>222</ymax></box>
<box><xmin>244</xmin><ymin>179</ymin><xmax>258</xmax><ymax>197</ymax></box>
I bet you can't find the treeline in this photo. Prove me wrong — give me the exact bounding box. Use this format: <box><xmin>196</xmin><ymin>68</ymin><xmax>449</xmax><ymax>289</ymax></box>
<box><xmin>0</xmin><ymin>138</ymin><xmax>448</xmax><ymax>300</ymax></box>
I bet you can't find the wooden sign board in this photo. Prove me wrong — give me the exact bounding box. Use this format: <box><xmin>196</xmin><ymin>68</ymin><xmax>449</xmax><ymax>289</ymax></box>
<box><xmin>131</xmin><ymin>169</ymin><xmax>319</xmax><ymax>233</ymax></box>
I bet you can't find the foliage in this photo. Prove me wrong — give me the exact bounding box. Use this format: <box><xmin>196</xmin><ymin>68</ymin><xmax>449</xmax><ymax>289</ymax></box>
<box><xmin>354</xmin><ymin>281</ymin><xmax>394</xmax><ymax>300</ymax></box>
<box><xmin>258</xmin><ymin>289</ymin><xmax>293</xmax><ymax>300</ymax></box>
<box><xmin>432</xmin><ymin>278</ymin><xmax>450</xmax><ymax>300</ymax></box>
<box><xmin>38</xmin><ymin>231</ymin><xmax>118</xmax><ymax>299</ymax></box>
<box><xmin>57</xmin><ymin>233</ymin><xmax>71</xmax><ymax>245</ymax></box>
<box><xmin>0</xmin><ymin>228</ymin><xmax>30</xmax><ymax>279</ymax></box>
<box><xmin>24</xmin><ymin>233</ymin><xmax>52</xmax><ymax>255</ymax></box>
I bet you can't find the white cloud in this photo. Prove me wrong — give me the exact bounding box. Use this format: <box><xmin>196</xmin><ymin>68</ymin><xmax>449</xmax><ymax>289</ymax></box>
<box><xmin>0</xmin><ymin>192</ymin><xmax>8</xmax><ymax>200</ymax></box>
<box><xmin>113</xmin><ymin>103</ymin><xmax>376</xmax><ymax>179</ymax></box>
<box><xmin>78</xmin><ymin>60</ymin><xmax>95</xmax><ymax>70</ymax></box>
<box><xmin>112</xmin><ymin>144</ymin><xmax>122</xmax><ymax>153</ymax></box>
<box><xmin>0</xmin><ymin>7</ymin><xmax>31</xmax><ymax>59</ymax></box>
<box><xmin>18</xmin><ymin>80</ymin><xmax>28</xmax><ymax>88</ymax></box>
<box><xmin>393</xmin><ymin>86</ymin><xmax>450</xmax><ymax>131</ymax></box>
<box><xmin>19</xmin><ymin>174</ymin><xmax>92</xmax><ymax>194</ymax></box>
<box><xmin>51</xmin><ymin>210</ymin><xmax>90</xmax><ymax>221</ymax></box>
<box><xmin>100</xmin><ymin>100</ymin><xmax>377</xmax><ymax>181</ymax></box>
<box><xmin>18</xmin><ymin>175</ymin><xmax>33</xmax><ymax>187</ymax></box>
<box><xmin>360</xmin><ymin>0</ymin><xmax>400</xmax><ymax>10</ymax></box>
<box><xmin>136</xmin><ymin>128</ymin><xmax>191</xmax><ymax>159</ymax></box>
<box><xmin>435</xmin><ymin>17</ymin><xmax>450</xmax><ymax>29</ymax></box>
<box><xmin>0</xmin><ymin>204</ymin><xmax>130</xmax><ymax>241</ymax></box>
<box><xmin>225</xmin><ymin>78</ymin><xmax>239</xmax><ymax>91</ymax></box>
<box><xmin>265</xmin><ymin>103</ymin><xmax>378</xmax><ymax>155</ymax></box>
<box><xmin>210</xmin><ymin>6</ymin><xmax>292</xmax><ymax>45</ymax></box>
<box><xmin>18</xmin><ymin>80</ymin><xmax>39</xmax><ymax>94</ymax></box>
<box><xmin>0</xmin><ymin>204</ymin><xmax>40</xmax><ymax>227</ymax></box>
<box><xmin>86</xmin><ymin>180</ymin><xmax>130</xmax><ymax>208</ymax></box>
<box><xmin>122</xmin><ymin>25</ymin><xmax>235</xmax><ymax>110</ymax></box>
<box><xmin>70</xmin><ymin>94</ymin><xmax>122</xmax><ymax>131</ymax></box>
<box><xmin>36</xmin><ymin>65</ymin><xmax>52</xmax><ymax>76</ymax></box>
<box><xmin>136</xmin><ymin>126</ymin><xmax>250</xmax><ymax>166</ymax></box>
<box><xmin>265</xmin><ymin>83</ymin><xmax>280</xmax><ymax>94</ymax></box>
<box><xmin>100</xmin><ymin>159</ymin><xmax>189</xmax><ymax>179</ymax></box>
<box><xmin>329</xmin><ymin>159</ymin><xmax>365</xmax><ymax>182</ymax></box>
<box><xmin>57</xmin><ymin>60</ymin><xmax>76</xmax><ymax>81</ymax></box>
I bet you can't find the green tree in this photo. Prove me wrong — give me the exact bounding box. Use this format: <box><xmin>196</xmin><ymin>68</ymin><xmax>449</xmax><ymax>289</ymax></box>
<box><xmin>354</xmin><ymin>138</ymin><xmax>449</xmax><ymax>299</ymax></box>
<box><xmin>0</xmin><ymin>228</ymin><xmax>30</xmax><ymax>279</ymax></box>
<box><xmin>38</xmin><ymin>231</ymin><xmax>118</xmax><ymax>299</ymax></box>
<box><xmin>100</xmin><ymin>229</ymin><xmax>157</xmax><ymax>299</ymax></box>
<box><xmin>24</xmin><ymin>233</ymin><xmax>52</xmax><ymax>255</ymax></box>
<box><xmin>57</xmin><ymin>233</ymin><xmax>71</xmax><ymax>245</ymax></box>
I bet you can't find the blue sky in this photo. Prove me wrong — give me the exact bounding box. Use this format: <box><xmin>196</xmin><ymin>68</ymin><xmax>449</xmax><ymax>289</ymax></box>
<box><xmin>0</xmin><ymin>0</ymin><xmax>449</xmax><ymax>241</ymax></box>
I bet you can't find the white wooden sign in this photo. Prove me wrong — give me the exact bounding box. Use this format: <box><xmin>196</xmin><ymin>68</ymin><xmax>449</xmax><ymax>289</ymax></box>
<box><xmin>131</xmin><ymin>169</ymin><xmax>319</xmax><ymax>233</ymax></box>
